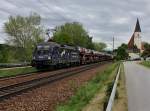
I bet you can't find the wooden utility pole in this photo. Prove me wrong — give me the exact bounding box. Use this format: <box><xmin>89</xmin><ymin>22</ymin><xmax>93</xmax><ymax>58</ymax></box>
<box><xmin>113</xmin><ymin>36</ymin><xmax>114</xmax><ymax>52</ymax></box>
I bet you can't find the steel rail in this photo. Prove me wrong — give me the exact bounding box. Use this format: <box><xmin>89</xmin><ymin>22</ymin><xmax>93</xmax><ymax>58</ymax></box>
<box><xmin>0</xmin><ymin>62</ymin><xmax>105</xmax><ymax>82</ymax></box>
<box><xmin>0</xmin><ymin>62</ymin><xmax>102</xmax><ymax>87</ymax></box>
<box><xmin>0</xmin><ymin>62</ymin><xmax>107</xmax><ymax>101</ymax></box>
<box><xmin>0</xmin><ymin>63</ymin><xmax>30</xmax><ymax>68</ymax></box>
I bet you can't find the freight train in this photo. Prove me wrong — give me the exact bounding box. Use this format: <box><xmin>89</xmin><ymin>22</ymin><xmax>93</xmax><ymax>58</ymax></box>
<box><xmin>31</xmin><ymin>41</ymin><xmax>113</xmax><ymax>68</ymax></box>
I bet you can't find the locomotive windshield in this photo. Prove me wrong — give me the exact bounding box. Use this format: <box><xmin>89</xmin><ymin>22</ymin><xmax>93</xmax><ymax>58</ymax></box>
<box><xmin>37</xmin><ymin>45</ymin><xmax>50</xmax><ymax>50</ymax></box>
<box><xmin>37</xmin><ymin>50</ymin><xmax>49</xmax><ymax>55</ymax></box>
<box><xmin>33</xmin><ymin>44</ymin><xmax>52</xmax><ymax>57</ymax></box>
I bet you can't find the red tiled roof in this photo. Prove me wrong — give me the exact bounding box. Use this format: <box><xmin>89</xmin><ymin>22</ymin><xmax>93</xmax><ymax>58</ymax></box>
<box><xmin>128</xmin><ymin>34</ymin><xmax>134</xmax><ymax>49</ymax></box>
<box><xmin>128</xmin><ymin>18</ymin><xmax>141</xmax><ymax>49</ymax></box>
<box><xmin>141</xmin><ymin>42</ymin><xmax>145</xmax><ymax>50</ymax></box>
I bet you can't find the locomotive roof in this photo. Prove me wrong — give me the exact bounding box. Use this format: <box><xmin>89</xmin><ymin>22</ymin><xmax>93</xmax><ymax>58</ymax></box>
<box><xmin>61</xmin><ymin>45</ymin><xmax>77</xmax><ymax>50</ymax></box>
<box><xmin>38</xmin><ymin>42</ymin><xmax>60</xmax><ymax>47</ymax></box>
<box><xmin>38</xmin><ymin>42</ymin><xmax>77</xmax><ymax>50</ymax></box>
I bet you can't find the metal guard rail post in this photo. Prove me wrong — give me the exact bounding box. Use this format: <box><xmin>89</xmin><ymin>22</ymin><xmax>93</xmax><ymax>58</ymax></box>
<box><xmin>106</xmin><ymin>64</ymin><xmax>121</xmax><ymax>111</ymax></box>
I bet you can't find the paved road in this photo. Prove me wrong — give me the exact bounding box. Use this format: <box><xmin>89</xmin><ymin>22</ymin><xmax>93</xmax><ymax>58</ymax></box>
<box><xmin>124</xmin><ymin>61</ymin><xmax>150</xmax><ymax>111</ymax></box>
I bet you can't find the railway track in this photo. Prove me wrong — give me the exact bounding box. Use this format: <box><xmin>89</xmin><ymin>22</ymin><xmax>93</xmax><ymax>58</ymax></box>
<box><xmin>0</xmin><ymin>66</ymin><xmax>32</xmax><ymax>71</ymax></box>
<box><xmin>0</xmin><ymin>62</ymin><xmax>109</xmax><ymax>101</ymax></box>
<box><xmin>0</xmin><ymin>62</ymin><xmax>103</xmax><ymax>81</ymax></box>
<box><xmin>0</xmin><ymin>63</ymin><xmax>103</xmax><ymax>83</ymax></box>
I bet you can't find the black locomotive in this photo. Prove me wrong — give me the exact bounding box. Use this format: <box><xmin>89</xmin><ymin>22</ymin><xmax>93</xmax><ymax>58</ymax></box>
<box><xmin>31</xmin><ymin>41</ymin><xmax>113</xmax><ymax>68</ymax></box>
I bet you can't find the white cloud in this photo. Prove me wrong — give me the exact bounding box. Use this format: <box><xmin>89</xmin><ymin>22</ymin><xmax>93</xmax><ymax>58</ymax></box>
<box><xmin>112</xmin><ymin>17</ymin><xmax>130</xmax><ymax>25</ymax></box>
<box><xmin>130</xmin><ymin>11</ymin><xmax>145</xmax><ymax>16</ymax></box>
<box><xmin>0</xmin><ymin>0</ymin><xmax>150</xmax><ymax>49</ymax></box>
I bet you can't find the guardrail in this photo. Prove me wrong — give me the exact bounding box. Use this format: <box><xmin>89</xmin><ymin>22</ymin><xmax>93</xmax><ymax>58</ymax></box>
<box><xmin>0</xmin><ymin>63</ymin><xmax>30</xmax><ymax>68</ymax></box>
<box><xmin>106</xmin><ymin>64</ymin><xmax>121</xmax><ymax>111</ymax></box>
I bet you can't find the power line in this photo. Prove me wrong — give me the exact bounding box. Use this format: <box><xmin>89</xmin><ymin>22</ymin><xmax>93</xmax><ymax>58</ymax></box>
<box><xmin>113</xmin><ymin>36</ymin><xmax>114</xmax><ymax>52</ymax></box>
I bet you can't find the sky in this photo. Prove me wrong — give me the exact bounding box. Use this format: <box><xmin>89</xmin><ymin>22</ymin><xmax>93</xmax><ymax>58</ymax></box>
<box><xmin>0</xmin><ymin>0</ymin><xmax>150</xmax><ymax>49</ymax></box>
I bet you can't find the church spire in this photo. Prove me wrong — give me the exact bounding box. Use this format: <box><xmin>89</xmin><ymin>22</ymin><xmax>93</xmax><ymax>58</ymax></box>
<box><xmin>134</xmin><ymin>18</ymin><xmax>141</xmax><ymax>32</ymax></box>
<box><xmin>128</xmin><ymin>18</ymin><xmax>142</xmax><ymax>51</ymax></box>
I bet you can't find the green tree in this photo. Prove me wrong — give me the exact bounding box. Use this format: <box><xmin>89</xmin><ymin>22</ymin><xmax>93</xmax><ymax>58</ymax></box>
<box><xmin>53</xmin><ymin>22</ymin><xmax>93</xmax><ymax>48</ymax></box>
<box><xmin>93</xmin><ymin>42</ymin><xmax>106</xmax><ymax>51</ymax></box>
<box><xmin>53</xmin><ymin>32</ymin><xmax>73</xmax><ymax>45</ymax></box>
<box><xmin>4</xmin><ymin>13</ymin><xmax>44</xmax><ymax>61</ymax></box>
<box><xmin>120</xmin><ymin>43</ymin><xmax>128</xmax><ymax>49</ymax></box>
<box><xmin>116</xmin><ymin>44</ymin><xmax>129</xmax><ymax>60</ymax></box>
<box><xmin>141</xmin><ymin>42</ymin><xmax>150</xmax><ymax>57</ymax></box>
<box><xmin>0</xmin><ymin>44</ymin><xmax>15</xmax><ymax>63</ymax></box>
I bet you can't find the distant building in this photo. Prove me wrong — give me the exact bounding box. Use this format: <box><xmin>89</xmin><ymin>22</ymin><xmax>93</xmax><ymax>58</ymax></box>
<box><xmin>128</xmin><ymin>18</ymin><xmax>144</xmax><ymax>53</ymax></box>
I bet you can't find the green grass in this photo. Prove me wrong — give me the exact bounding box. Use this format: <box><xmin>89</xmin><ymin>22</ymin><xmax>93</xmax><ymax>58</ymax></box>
<box><xmin>56</xmin><ymin>63</ymin><xmax>118</xmax><ymax>111</ymax></box>
<box><xmin>140</xmin><ymin>61</ymin><xmax>150</xmax><ymax>68</ymax></box>
<box><xmin>0</xmin><ymin>67</ymin><xmax>37</xmax><ymax>78</ymax></box>
<box><xmin>112</xmin><ymin>63</ymin><xmax>128</xmax><ymax>111</ymax></box>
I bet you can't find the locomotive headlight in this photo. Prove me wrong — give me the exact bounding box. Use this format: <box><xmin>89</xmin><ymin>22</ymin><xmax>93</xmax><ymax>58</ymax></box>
<box><xmin>33</xmin><ymin>56</ymin><xmax>36</xmax><ymax>60</ymax></box>
<box><xmin>48</xmin><ymin>56</ymin><xmax>51</xmax><ymax>60</ymax></box>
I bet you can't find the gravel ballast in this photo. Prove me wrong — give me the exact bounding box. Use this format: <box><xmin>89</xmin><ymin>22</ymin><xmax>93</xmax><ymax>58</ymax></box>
<box><xmin>0</xmin><ymin>63</ymin><xmax>110</xmax><ymax>111</ymax></box>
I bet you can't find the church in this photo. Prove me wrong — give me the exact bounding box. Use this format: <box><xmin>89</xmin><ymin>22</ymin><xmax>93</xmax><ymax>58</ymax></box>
<box><xmin>127</xmin><ymin>18</ymin><xmax>144</xmax><ymax>53</ymax></box>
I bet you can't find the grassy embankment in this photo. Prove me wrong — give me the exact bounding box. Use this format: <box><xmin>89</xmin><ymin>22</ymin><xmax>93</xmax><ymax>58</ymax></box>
<box><xmin>0</xmin><ymin>67</ymin><xmax>37</xmax><ymax>78</ymax></box>
<box><xmin>56</xmin><ymin>63</ymin><xmax>119</xmax><ymax>111</ymax></box>
<box><xmin>112</xmin><ymin>63</ymin><xmax>128</xmax><ymax>111</ymax></box>
<box><xmin>140</xmin><ymin>61</ymin><xmax>150</xmax><ymax>68</ymax></box>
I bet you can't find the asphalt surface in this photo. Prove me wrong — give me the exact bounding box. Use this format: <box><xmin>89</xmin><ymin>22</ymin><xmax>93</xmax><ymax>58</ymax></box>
<box><xmin>124</xmin><ymin>61</ymin><xmax>150</xmax><ymax>111</ymax></box>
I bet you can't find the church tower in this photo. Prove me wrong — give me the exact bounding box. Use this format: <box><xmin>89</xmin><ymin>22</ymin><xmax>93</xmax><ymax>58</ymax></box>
<box><xmin>134</xmin><ymin>18</ymin><xmax>142</xmax><ymax>51</ymax></box>
<box><xmin>128</xmin><ymin>18</ymin><xmax>143</xmax><ymax>53</ymax></box>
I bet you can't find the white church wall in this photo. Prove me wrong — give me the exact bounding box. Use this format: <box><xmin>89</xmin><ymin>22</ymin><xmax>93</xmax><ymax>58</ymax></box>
<box><xmin>134</xmin><ymin>32</ymin><xmax>142</xmax><ymax>51</ymax></box>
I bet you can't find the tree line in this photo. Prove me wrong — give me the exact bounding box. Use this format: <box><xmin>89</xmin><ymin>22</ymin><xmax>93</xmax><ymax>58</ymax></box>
<box><xmin>141</xmin><ymin>42</ymin><xmax>150</xmax><ymax>58</ymax></box>
<box><xmin>0</xmin><ymin>13</ymin><xmax>106</xmax><ymax>63</ymax></box>
<box><xmin>115</xmin><ymin>42</ymin><xmax>150</xmax><ymax>60</ymax></box>
<box><xmin>114</xmin><ymin>43</ymin><xmax>129</xmax><ymax>60</ymax></box>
